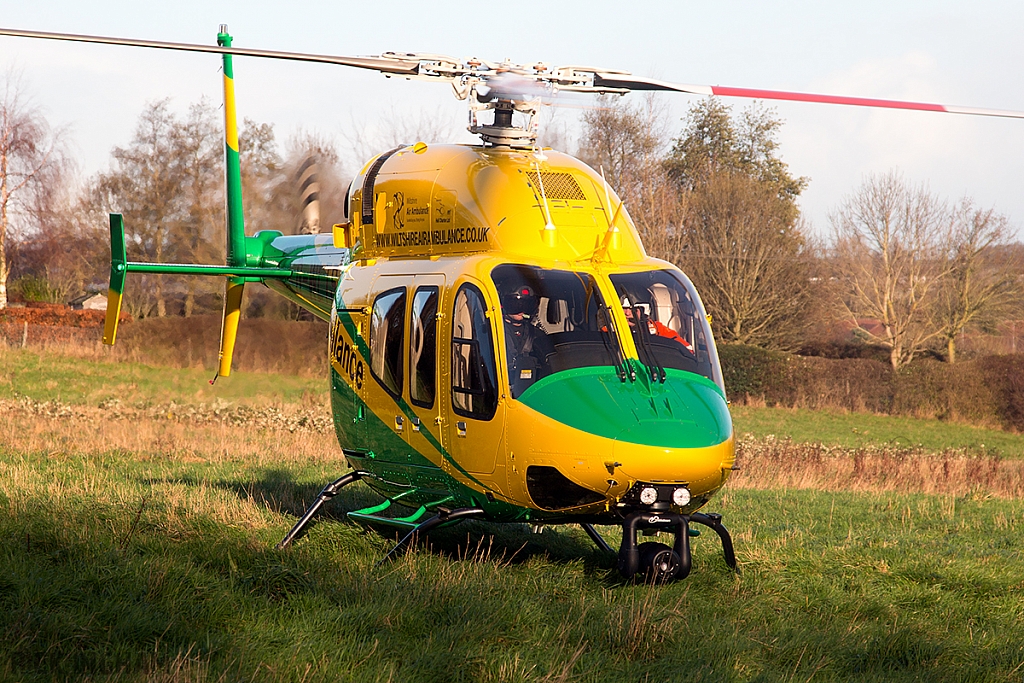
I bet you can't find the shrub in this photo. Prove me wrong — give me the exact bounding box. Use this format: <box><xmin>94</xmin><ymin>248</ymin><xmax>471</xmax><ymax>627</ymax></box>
<box><xmin>10</xmin><ymin>276</ymin><xmax>60</xmax><ymax>303</ymax></box>
<box><xmin>718</xmin><ymin>344</ymin><xmax>791</xmax><ymax>405</ymax></box>
<box><xmin>717</xmin><ymin>342</ymin><xmax>1023</xmax><ymax>432</ymax></box>
<box><xmin>893</xmin><ymin>360</ymin><xmax>999</xmax><ymax>426</ymax></box>
<box><xmin>789</xmin><ymin>356</ymin><xmax>893</xmax><ymax>413</ymax></box>
<box><xmin>978</xmin><ymin>355</ymin><xmax>1024</xmax><ymax>431</ymax></box>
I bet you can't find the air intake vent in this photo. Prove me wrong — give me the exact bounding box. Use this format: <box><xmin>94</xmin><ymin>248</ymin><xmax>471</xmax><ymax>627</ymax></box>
<box><xmin>525</xmin><ymin>172</ymin><xmax>587</xmax><ymax>201</ymax></box>
<box><xmin>526</xmin><ymin>466</ymin><xmax>605</xmax><ymax>510</ymax></box>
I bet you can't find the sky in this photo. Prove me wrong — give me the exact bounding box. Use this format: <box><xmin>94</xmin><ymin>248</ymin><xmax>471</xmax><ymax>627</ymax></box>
<box><xmin>2</xmin><ymin>0</ymin><xmax>1023</xmax><ymax>239</ymax></box>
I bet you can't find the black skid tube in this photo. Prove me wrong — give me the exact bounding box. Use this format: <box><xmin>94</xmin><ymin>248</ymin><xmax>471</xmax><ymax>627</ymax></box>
<box><xmin>276</xmin><ymin>471</ymin><xmax>369</xmax><ymax>549</ymax></box>
<box><xmin>378</xmin><ymin>507</ymin><xmax>486</xmax><ymax>565</ymax></box>
<box><xmin>690</xmin><ymin>512</ymin><xmax>738</xmax><ymax>570</ymax></box>
<box><xmin>580</xmin><ymin>523</ymin><xmax>614</xmax><ymax>554</ymax></box>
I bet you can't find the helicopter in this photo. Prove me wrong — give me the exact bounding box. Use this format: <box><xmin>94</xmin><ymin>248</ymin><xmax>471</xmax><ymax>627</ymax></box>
<box><xmin>2</xmin><ymin>26</ymin><xmax>1022</xmax><ymax>584</ymax></box>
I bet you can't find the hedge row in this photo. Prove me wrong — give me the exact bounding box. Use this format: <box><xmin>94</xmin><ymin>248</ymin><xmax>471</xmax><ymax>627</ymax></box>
<box><xmin>718</xmin><ymin>344</ymin><xmax>1024</xmax><ymax>432</ymax></box>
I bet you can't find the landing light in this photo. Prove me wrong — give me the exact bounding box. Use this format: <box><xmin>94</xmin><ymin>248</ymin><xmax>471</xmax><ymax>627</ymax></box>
<box><xmin>672</xmin><ymin>487</ymin><xmax>691</xmax><ymax>507</ymax></box>
<box><xmin>639</xmin><ymin>487</ymin><xmax>658</xmax><ymax>505</ymax></box>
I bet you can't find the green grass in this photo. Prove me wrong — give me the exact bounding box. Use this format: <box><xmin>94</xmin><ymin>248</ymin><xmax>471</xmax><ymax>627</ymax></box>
<box><xmin>1</xmin><ymin>446</ymin><xmax>1022</xmax><ymax>682</ymax></box>
<box><xmin>730</xmin><ymin>404</ymin><xmax>1024</xmax><ymax>458</ymax></box>
<box><xmin>0</xmin><ymin>347</ymin><xmax>325</xmax><ymax>407</ymax></box>
<box><xmin>1</xmin><ymin>346</ymin><xmax>1024</xmax><ymax>680</ymax></box>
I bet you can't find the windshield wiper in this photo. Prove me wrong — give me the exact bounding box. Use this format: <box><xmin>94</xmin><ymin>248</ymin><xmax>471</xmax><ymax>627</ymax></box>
<box><xmin>598</xmin><ymin>305</ymin><xmax>632</xmax><ymax>382</ymax></box>
<box><xmin>634</xmin><ymin>308</ymin><xmax>666</xmax><ymax>383</ymax></box>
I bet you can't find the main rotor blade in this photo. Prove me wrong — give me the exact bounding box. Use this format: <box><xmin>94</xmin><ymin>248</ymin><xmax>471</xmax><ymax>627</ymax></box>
<box><xmin>592</xmin><ymin>73</ymin><xmax>1024</xmax><ymax>120</ymax></box>
<box><xmin>0</xmin><ymin>27</ymin><xmax>421</xmax><ymax>76</ymax></box>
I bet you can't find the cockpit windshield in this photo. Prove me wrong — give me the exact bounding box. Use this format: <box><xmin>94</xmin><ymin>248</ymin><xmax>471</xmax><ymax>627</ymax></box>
<box><xmin>610</xmin><ymin>269</ymin><xmax>724</xmax><ymax>391</ymax></box>
<box><xmin>492</xmin><ymin>264</ymin><xmax>622</xmax><ymax>398</ymax></box>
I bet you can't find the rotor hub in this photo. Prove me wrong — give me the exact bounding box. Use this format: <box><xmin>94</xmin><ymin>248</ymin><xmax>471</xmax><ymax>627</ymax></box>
<box><xmin>469</xmin><ymin>99</ymin><xmax>537</xmax><ymax>148</ymax></box>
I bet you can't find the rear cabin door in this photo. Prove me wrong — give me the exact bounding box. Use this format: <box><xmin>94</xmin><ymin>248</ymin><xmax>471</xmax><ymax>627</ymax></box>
<box><xmin>365</xmin><ymin>274</ymin><xmax>414</xmax><ymax>464</ymax></box>
<box><xmin>443</xmin><ymin>279</ymin><xmax>505</xmax><ymax>475</ymax></box>
<box><xmin>405</xmin><ymin>275</ymin><xmax>446</xmax><ymax>464</ymax></box>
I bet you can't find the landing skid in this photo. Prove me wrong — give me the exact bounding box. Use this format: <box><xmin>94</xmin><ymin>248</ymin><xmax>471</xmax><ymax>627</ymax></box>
<box><xmin>275</xmin><ymin>471</ymin><xmax>483</xmax><ymax>562</ymax></box>
<box><xmin>277</xmin><ymin>474</ymin><xmax>736</xmax><ymax>583</ymax></box>
<box><xmin>377</xmin><ymin>506</ymin><xmax>486</xmax><ymax>565</ymax></box>
<box><xmin>276</xmin><ymin>471</ymin><xmax>369</xmax><ymax>549</ymax></box>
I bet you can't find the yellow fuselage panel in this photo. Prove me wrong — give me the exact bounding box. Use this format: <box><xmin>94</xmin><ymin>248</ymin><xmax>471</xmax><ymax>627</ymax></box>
<box><xmin>332</xmin><ymin>249</ymin><xmax>733</xmax><ymax>515</ymax></box>
<box><xmin>504</xmin><ymin>398</ymin><xmax>735</xmax><ymax>509</ymax></box>
<box><xmin>350</xmin><ymin>145</ymin><xmax>646</xmax><ymax>263</ymax></box>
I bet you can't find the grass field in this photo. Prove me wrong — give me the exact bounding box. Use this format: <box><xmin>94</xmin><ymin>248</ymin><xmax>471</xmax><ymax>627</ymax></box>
<box><xmin>0</xmin><ymin>346</ymin><xmax>324</xmax><ymax>407</ymax></box>
<box><xmin>730</xmin><ymin>404</ymin><xmax>1024</xmax><ymax>458</ymax></box>
<box><xmin>1</xmin><ymin>348</ymin><xmax>1023</xmax><ymax>682</ymax></box>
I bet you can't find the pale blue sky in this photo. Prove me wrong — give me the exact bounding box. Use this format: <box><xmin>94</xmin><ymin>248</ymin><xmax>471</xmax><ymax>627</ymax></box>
<box><xmin>2</xmin><ymin>0</ymin><xmax>1023</xmax><ymax>238</ymax></box>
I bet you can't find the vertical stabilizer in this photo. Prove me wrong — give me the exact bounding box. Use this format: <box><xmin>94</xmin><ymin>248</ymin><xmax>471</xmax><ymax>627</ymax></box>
<box><xmin>102</xmin><ymin>214</ymin><xmax>128</xmax><ymax>345</ymax></box>
<box><xmin>216</xmin><ymin>24</ymin><xmax>245</xmax><ymax>379</ymax></box>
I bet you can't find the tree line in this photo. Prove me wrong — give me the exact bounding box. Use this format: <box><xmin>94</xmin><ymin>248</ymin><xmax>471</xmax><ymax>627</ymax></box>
<box><xmin>576</xmin><ymin>95</ymin><xmax>1023</xmax><ymax>368</ymax></box>
<box><xmin>2</xmin><ymin>88</ymin><xmax>347</xmax><ymax>321</ymax></box>
<box><xmin>1</xmin><ymin>75</ymin><xmax>1021</xmax><ymax>368</ymax></box>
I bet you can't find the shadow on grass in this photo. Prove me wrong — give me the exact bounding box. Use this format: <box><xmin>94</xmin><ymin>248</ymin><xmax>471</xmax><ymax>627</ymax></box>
<box><xmin>142</xmin><ymin>467</ymin><xmax>621</xmax><ymax>577</ymax></box>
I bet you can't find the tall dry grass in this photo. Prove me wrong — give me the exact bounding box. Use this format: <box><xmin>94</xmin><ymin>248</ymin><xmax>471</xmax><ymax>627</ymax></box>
<box><xmin>1</xmin><ymin>401</ymin><xmax>334</xmax><ymax>455</ymax></box>
<box><xmin>0</xmin><ymin>315</ymin><xmax>328</xmax><ymax>377</ymax></box>
<box><xmin>3</xmin><ymin>396</ymin><xmax>1022</xmax><ymax>501</ymax></box>
<box><xmin>732</xmin><ymin>435</ymin><xmax>1024</xmax><ymax>498</ymax></box>
<box><xmin>0</xmin><ymin>396</ymin><xmax>344</xmax><ymax>534</ymax></box>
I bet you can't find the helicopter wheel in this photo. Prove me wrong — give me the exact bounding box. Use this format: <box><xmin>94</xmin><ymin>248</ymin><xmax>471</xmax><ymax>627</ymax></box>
<box><xmin>637</xmin><ymin>541</ymin><xmax>681</xmax><ymax>584</ymax></box>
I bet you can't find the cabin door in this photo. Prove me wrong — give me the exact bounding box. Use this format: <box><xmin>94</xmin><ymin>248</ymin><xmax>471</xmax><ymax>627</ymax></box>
<box><xmin>404</xmin><ymin>274</ymin><xmax>446</xmax><ymax>464</ymax></box>
<box><xmin>443</xmin><ymin>279</ymin><xmax>505</xmax><ymax>475</ymax></box>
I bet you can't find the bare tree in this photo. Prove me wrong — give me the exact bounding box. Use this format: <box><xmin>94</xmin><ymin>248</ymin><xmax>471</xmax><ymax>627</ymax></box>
<box><xmin>171</xmin><ymin>101</ymin><xmax>222</xmax><ymax>316</ymax></box>
<box><xmin>936</xmin><ymin>200</ymin><xmax>1021</xmax><ymax>363</ymax></box>
<box><xmin>342</xmin><ymin>103</ymin><xmax>461</xmax><ymax>171</ymax></box>
<box><xmin>9</xmin><ymin>169</ymin><xmax>108</xmax><ymax>305</ymax></box>
<box><xmin>578</xmin><ymin>95</ymin><xmax>666</xmax><ymax>190</ymax></box>
<box><xmin>831</xmin><ymin>172</ymin><xmax>954</xmax><ymax>369</ymax></box>
<box><xmin>679</xmin><ymin>172</ymin><xmax>819</xmax><ymax>349</ymax></box>
<box><xmin>576</xmin><ymin>95</ymin><xmax>686</xmax><ymax>257</ymax></box>
<box><xmin>0</xmin><ymin>72</ymin><xmax>69</xmax><ymax>308</ymax></box>
<box><xmin>239</xmin><ymin>118</ymin><xmax>282</xmax><ymax>236</ymax></box>
<box><xmin>88</xmin><ymin>99</ymin><xmax>223</xmax><ymax>317</ymax></box>
<box><xmin>90</xmin><ymin>100</ymin><xmax>181</xmax><ymax>317</ymax></box>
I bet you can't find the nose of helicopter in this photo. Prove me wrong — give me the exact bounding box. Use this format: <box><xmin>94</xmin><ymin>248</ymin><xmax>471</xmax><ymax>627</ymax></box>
<box><xmin>517</xmin><ymin>367</ymin><xmax>732</xmax><ymax>450</ymax></box>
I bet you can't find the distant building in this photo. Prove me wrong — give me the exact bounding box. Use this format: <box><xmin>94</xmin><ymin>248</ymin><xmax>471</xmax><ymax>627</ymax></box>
<box><xmin>69</xmin><ymin>293</ymin><xmax>107</xmax><ymax>311</ymax></box>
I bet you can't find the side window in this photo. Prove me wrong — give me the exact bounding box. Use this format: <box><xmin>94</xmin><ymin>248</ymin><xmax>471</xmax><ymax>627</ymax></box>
<box><xmin>451</xmin><ymin>284</ymin><xmax>498</xmax><ymax>420</ymax></box>
<box><xmin>370</xmin><ymin>287</ymin><xmax>406</xmax><ymax>397</ymax></box>
<box><xmin>410</xmin><ymin>286</ymin><xmax>438</xmax><ymax>408</ymax></box>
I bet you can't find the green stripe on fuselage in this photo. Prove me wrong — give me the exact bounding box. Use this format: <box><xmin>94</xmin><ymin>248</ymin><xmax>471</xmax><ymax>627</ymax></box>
<box><xmin>517</xmin><ymin>365</ymin><xmax>732</xmax><ymax>449</ymax></box>
<box><xmin>330</xmin><ymin>306</ymin><xmax>494</xmax><ymax>492</ymax></box>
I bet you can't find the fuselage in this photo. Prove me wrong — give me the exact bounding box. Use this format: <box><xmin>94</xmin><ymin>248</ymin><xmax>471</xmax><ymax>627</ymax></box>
<box><xmin>254</xmin><ymin>143</ymin><xmax>735</xmax><ymax>524</ymax></box>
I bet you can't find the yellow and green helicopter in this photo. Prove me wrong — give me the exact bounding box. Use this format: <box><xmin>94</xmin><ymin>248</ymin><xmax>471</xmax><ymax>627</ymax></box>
<box><xmin>3</xmin><ymin>26</ymin><xmax>1022</xmax><ymax>583</ymax></box>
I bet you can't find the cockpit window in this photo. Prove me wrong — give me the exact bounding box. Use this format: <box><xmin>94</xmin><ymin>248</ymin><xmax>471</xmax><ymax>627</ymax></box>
<box><xmin>610</xmin><ymin>270</ymin><xmax>724</xmax><ymax>390</ymax></box>
<box><xmin>492</xmin><ymin>264</ymin><xmax>621</xmax><ymax>398</ymax></box>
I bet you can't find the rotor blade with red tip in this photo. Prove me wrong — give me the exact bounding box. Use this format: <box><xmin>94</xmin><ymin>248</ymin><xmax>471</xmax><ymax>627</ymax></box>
<box><xmin>591</xmin><ymin>73</ymin><xmax>1024</xmax><ymax>120</ymax></box>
